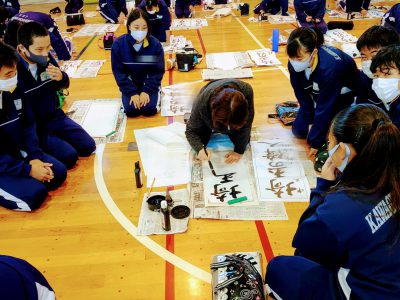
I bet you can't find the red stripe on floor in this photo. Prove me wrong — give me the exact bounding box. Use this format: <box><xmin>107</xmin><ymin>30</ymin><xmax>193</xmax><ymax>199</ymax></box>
<box><xmin>165</xmin><ymin>234</ymin><xmax>175</xmax><ymax>300</ymax></box>
<box><xmin>197</xmin><ymin>29</ymin><xmax>207</xmax><ymax>55</ymax></box>
<box><xmin>255</xmin><ymin>220</ymin><xmax>274</xmax><ymax>263</ymax></box>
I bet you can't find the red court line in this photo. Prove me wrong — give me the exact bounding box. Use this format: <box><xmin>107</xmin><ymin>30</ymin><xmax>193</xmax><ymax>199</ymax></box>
<box><xmin>197</xmin><ymin>29</ymin><xmax>207</xmax><ymax>55</ymax></box>
<box><xmin>255</xmin><ymin>220</ymin><xmax>275</xmax><ymax>263</ymax></box>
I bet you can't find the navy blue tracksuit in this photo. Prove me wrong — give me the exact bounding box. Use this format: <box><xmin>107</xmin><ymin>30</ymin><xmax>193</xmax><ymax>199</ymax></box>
<box><xmin>17</xmin><ymin>55</ymin><xmax>96</xmax><ymax>169</ymax></box>
<box><xmin>340</xmin><ymin>0</ymin><xmax>370</xmax><ymax>12</ymax></box>
<box><xmin>0</xmin><ymin>88</ymin><xmax>66</xmax><ymax>211</ymax></box>
<box><xmin>99</xmin><ymin>0</ymin><xmax>128</xmax><ymax>23</ymax></box>
<box><xmin>355</xmin><ymin>72</ymin><xmax>400</xmax><ymax>129</ymax></box>
<box><xmin>138</xmin><ymin>0</ymin><xmax>171</xmax><ymax>42</ymax></box>
<box><xmin>11</xmin><ymin>12</ymin><xmax>71</xmax><ymax>61</ymax></box>
<box><xmin>294</xmin><ymin>0</ymin><xmax>327</xmax><ymax>33</ymax></box>
<box><xmin>289</xmin><ymin>46</ymin><xmax>358</xmax><ymax>149</ymax></box>
<box><xmin>175</xmin><ymin>0</ymin><xmax>196</xmax><ymax>18</ymax></box>
<box><xmin>65</xmin><ymin>0</ymin><xmax>84</xmax><ymax>14</ymax></box>
<box><xmin>382</xmin><ymin>3</ymin><xmax>400</xmax><ymax>34</ymax></box>
<box><xmin>266</xmin><ymin>177</ymin><xmax>400</xmax><ymax>299</ymax></box>
<box><xmin>0</xmin><ymin>0</ymin><xmax>19</xmax><ymax>13</ymax></box>
<box><xmin>111</xmin><ymin>34</ymin><xmax>165</xmax><ymax>117</ymax></box>
<box><xmin>0</xmin><ymin>255</ymin><xmax>55</xmax><ymax>299</ymax></box>
<box><xmin>253</xmin><ymin>0</ymin><xmax>289</xmax><ymax>15</ymax></box>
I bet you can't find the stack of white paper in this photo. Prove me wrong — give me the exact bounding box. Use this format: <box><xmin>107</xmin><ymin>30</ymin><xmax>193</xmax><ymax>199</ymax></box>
<box><xmin>202</xmin><ymin>68</ymin><xmax>254</xmax><ymax>80</ymax></box>
<box><xmin>72</xmin><ymin>60</ymin><xmax>106</xmax><ymax>78</ymax></box>
<box><xmin>134</xmin><ymin>122</ymin><xmax>191</xmax><ymax>187</ymax></box>
<box><xmin>247</xmin><ymin>49</ymin><xmax>281</xmax><ymax>66</ymax></box>
<box><xmin>206</xmin><ymin>52</ymin><xmax>254</xmax><ymax>70</ymax></box>
<box><xmin>73</xmin><ymin>24</ymin><xmax>120</xmax><ymax>37</ymax></box>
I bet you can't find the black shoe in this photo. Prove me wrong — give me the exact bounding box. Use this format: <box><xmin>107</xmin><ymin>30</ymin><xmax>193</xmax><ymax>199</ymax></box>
<box><xmin>50</xmin><ymin>7</ymin><xmax>61</xmax><ymax>14</ymax></box>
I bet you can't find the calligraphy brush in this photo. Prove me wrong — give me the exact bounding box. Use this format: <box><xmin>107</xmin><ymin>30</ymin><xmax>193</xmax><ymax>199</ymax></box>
<box><xmin>146</xmin><ymin>177</ymin><xmax>156</xmax><ymax>200</ymax></box>
<box><xmin>204</xmin><ymin>148</ymin><xmax>217</xmax><ymax>176</ymax></box>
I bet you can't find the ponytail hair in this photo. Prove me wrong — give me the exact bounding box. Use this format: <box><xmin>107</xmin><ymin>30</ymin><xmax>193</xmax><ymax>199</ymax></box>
<box><xmin>331</xmin><ymin>104</ymin><xmax>400</xmax><ymax>242</ymax></box>
<box><xmin>286</xmin><ymin>27</ymin><xmax>324</xmax><ymax>58</ymax></box>
<box><xmin>209</xmin><ymin>84</ymin><xmax>249</xmax><ymax>131</ymax></box>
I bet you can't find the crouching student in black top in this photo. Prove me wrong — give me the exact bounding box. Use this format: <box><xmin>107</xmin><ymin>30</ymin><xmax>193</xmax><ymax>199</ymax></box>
<box><xmin>185</xmin><ymin>79</ymin><xmax>254</xmax><ymax>164</ymax></box>
<box><xmin>138</xmin><ymin>0</ymin><xmax>171</xmax><ymax>43</ymax></box>
<box><xmin>0</xmin><ymin>41</ymin><xmax>66</xmax><ymax>211</ymax></box>
<box><xmin>266</xmin><ymin>104</ymin><xmax>400</xmax><ymax>300</ymax></box>
<box><xmin>287</xmin><ymin>27</ymin><xmax>358</xmax><ymax>157</ymax></box>
<box><xmin>16</xmin><ymin>22</ymin><xmax>95</xmax><ymax>169</ymax></box>
<box><xmin>111</xmin><ymin>9</ymin><xmax>165</xmax><ymax>117</ymax></box>
<box><xmin>370</xmin><ymin>45</ymin><xmax>400</xmax><ymax>129</ymax></box>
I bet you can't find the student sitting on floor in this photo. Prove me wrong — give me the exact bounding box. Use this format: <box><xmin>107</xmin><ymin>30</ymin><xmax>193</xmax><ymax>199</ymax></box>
<box><xmin>65</xmin><ymin>0</ymin><xmax>84</xmax><ymax>14</ymax></box>
<box><xmin>287</xmin><ymin>27</ymin><xmax>358</xmax><ymax>158</ymax></box>
<box><xmin>6</xmin><ymin>12</ymin><xmax>73</xmax><ymax>61</ymax></box>
<box><xmin>253</xmin><ymin>0</ymin><xmax>289</xmax><ymax>16</ymax></box>
<box><xmin>0</xmin><ymin>255</ymin><xmax>55</xmax><ymax>299</ymax></box>
<box><xmin>138</xmin><ymin>0</ymin><xmax>171</xmax><ymax>43</ymax></box>
<box><xmin>294</xmin><ymin>0</ymin><xmax>327</xmax><ymax>34</ymax></box>
<box><xmin>266</xmin><ymin>104</ymin><xmax>400</xmax><ymax>300</ymax></box>
<box><xmin>99</xmin><ymin>0</ymin><xmax>128</xmax><ymax>24</ymax></box>
<box><xmin>111</xmin><ymin>9</ymin><xmax>165</xmax><ymax>117</ymax></box>
<box><xmin>337</xmin><ymin>0</ymin><xmax>370</xmax><ymax>15</ymax></box>
<box><xmin>355</xmin><ymin>26</ymin><xmax>399</xmax><ymax>110</ymax></box>
<box><xmin>0</xmin><ymin>6</ymin><xmax>13</xmax><ymax>40</ymax></box>
<box><xmin>175</xmin><ymin>0</ymin><xmax>195</xmax><ymax>18</ymax></box>
<box><xmin>370</xmin><ymin>45</ymin><xmax>400</xmax><ymax>129</ymax></box>
<box><xmin>16</xmin><ymin>22</ymin><xmax>95</xmax><ymax>169</ymax></box>
<box><xmin>0</xmin><ymin>0</ymin><xmax>19</xmax><ymax>15</ymax></box>
<box><xmin>0</xmin><ymin>41</ymin><xmax>66</xmax><ymax>211</ymax></box>
<box><xmin>185</xmin><ymin>79</ymin><xmax>254</xmax><ymax>164</ymax></box>
<box><xmin>382</xmin><ymin>3</ymin><xmax>400</xmax><ymax>34</ymax></box>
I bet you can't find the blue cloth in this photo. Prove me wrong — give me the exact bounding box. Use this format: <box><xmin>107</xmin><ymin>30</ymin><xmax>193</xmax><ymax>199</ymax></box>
<box><xmin>11</xmin><ymin>12</ymin><xmax>71</xmax><ymax>60</ymax></box>
<box><xmin>111</xmin><ymin>34</ymin><xmax>165</xmax><ymax>116</ymax></box>
<box><xmin>175</xmin><ymin>0</ymin><xmax>196</xmax><ymax>18</ymax></box>
<box><xmin>276</xmin><ymin>177</ymin><xmax>400</xmax><ymax>299</ymax></box>
<box><xmin>0</xmin><ymin>255</ymin><xmax>54</xmax><ymax>299</ymax></box>
<box><xmin>0</xmin><ymin>0</ymin><xmax>19</xmax><ymax>12</ymax></box>
<box><xmin>65</xmin><ymin>0</ymin><xmax>84</xmax><ymax>13</ymax></box>
<box><xmin>253</xmin><ymin>0</ymin><xmax>288</xmax><ymax>15</ymax></box>
<box><xmin>382</xmin><ymin>3</ymin><xmax>400</xmax><ymax>33</ymax></box>
<box><xmin>294</xmin><ymin>0</ymin><xmax>325</xmax><ymax>22</ymax></box>
<box><xmin>0</xmin><ymin>89</ymin><xmax>67</xmax><ymax>211</ymax></box>
<box><xmin>17</xmin><ymin>54</ymin><xmax>95</xmax><ymax>168</ymax></box>
<box><xmin>343</xmin><ymin>0</ymin><xmax>370</xmax><ymax>12</ymax></box>
<box><xmin>138</xmin><ymin>0</ymin><xmax>171</xmax><ymax>42</ymax></box>
<box><xmin>99</xmin><ymin>0</ymin><xmax>128</xmax><ymax>23</ymax></box>
<box><xmin>289</xmin><ymin>45</ymin><xmax>357</xmax><ymax>149</ymax></box>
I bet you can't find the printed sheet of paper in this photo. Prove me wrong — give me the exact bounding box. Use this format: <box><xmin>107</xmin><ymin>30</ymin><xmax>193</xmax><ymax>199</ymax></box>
<box><xmin>72</xmin><ymin>60</ymin><xmax>105</xmax><ymax>78</ymax></box>
<box><xmin>325</xmin><ymin>29</ymin><xmax>357</xmax><ymax>43</ymax></box>
<box><xmin>206</xmin><ymin>52</ymin><xmax>254</xmax><ymax>70</ymax></box>
<box><xmin>202</xmin><ymin>151</ymin><xmax>258</xmax><ymax>207</ymax></box>
<box><xmin>191</xmin><ymin>159</ymin><xmax>288</xmax><ymax>220</ymax></box>
<box><xmin>247</xmin><ymin>49</ymin><xmax>281</xmax><ymax>66</ymax></box>
<box><xmin>202</xmin><ymin>68</ymin><xmax>253</xmax><ymax>80</ymax></box>
<box><xmin>161</xmin><ymin>84</ymin><xmax>196</xmax><ymax>117</ymax></box>
<box><xmin>163</xmin><ymin>35</ymin><xmax>193</xmax><ymax>53</ymax></box>
<box><xmin>268</xmin><ymin>15</ymin><xmax>296</xmax><ymax>24</ymax></box>
<box><xmin>251</xmin><ymin>140</ymin><xmax>311</xmax><ymax>202</ymax></box>
<box><xmin>81</xmin><ymin>100</ymin><xmax>121</xmax><ymax>137</ymax></box>
<box><xmin>327</xmin><ymin>9</ymin><xmax>384</xmax><ymax>19</ymax></box>
<box><xmin>59</xmin><ymin>60</ymin><xmax>82</xmax><ymax>77</ymax></box>
<box><xmin>137</xmin><ymin>189</ymin><xmax>189</xmax><ymax>236</ymax></box>
<box><xmin>170</xmin><ymin>18</ymin><xmax>208</xmax><ymax>30</ymax></box>
<box><xmin>134</xmin><ymin>122</ymin><xmax>191</xmax><ymax>187</ymax></box>
<box><xmin>73</xmin><ymin>24</ymin><xmax>120</xmax><ymax>37</ymax></box>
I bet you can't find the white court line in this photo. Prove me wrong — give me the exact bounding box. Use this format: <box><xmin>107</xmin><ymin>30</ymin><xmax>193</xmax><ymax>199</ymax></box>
<box><xmin>253</xmin><ymin>67</ymin><xmax>281</xmax><ymax>73</ymax></box>
<box><xmin>233</xmin><ymin>14</ymin><xmax>290</xmax><ymax>80</ymax></box>
<box><xmin>94</xmin><ymin>143</ymin><xmax>212</xmax><ymax>284</ymax></box>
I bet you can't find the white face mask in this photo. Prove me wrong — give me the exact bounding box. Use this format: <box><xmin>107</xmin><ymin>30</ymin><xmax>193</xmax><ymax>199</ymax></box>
<box><xmin>147</xmin><ymin>9</ymin><xmax>156</xmax><ymax>14</ymax></box>
<box><xmin>130</xmin><ymin>30</ymin><xmax>148</xmax><ymax>42</ymax></box>
<box><xmin>372</xmin><ymin>78</ymin><xmax>400</xmax><ymax>106</ymax></box>
<box><xmin>0</xmin><ymin>74</ymin><xmax>18</xmax><ymax>92</ymax></box>
<box><xmin>289</xmin><ymin>53</ymin><xmax>313</xmax><ymax>73</ymax></box>
<box><xmin>328</xmin><ymin>143</ymin><xmax>351</xmax><ymax>173</ymax></box>
<box><xmin>361</xmin><ymin>60</ymin><xmax>374</xmax><ymax>79</ymax></box>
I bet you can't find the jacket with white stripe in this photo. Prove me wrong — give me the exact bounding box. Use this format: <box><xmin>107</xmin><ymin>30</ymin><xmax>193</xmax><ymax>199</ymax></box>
<box><xmin>294</xmin><ymin>0</ymin><xmax>326</xmax><ymax>22</ymax></box>
<box><xmin>0</xmin><ymin>88</ymin><xmax>43</xmax><ymax>177</ymax></box>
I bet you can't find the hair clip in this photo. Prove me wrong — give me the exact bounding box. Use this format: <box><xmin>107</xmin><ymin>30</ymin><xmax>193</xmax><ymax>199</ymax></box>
<box><xmin>372</xmin><ymin>118</ymin><xmax>386</xmax><ymax>130</ymax></box>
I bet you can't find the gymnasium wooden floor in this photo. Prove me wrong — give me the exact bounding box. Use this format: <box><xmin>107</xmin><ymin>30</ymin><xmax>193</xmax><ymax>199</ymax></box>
<box><xmin>0</xmin><ymin>1</ymin><xmax>387</xmax><ymax>299</ymax></box>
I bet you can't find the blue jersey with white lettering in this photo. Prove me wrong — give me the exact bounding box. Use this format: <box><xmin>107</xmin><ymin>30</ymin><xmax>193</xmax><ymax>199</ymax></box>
<box><xmin>138</xmin><ymin>0</ymin><xmax>171</xmax><ymax>42</ymax></box>
<box><xmin>382</xmin><ymin>3</ymin><xmax>400</xmax><ymax>33</ymax></box>
<box><xmin>293</xmin><ymin>177</ymin><xmax>400</xmax><ymax>299</ymax></box>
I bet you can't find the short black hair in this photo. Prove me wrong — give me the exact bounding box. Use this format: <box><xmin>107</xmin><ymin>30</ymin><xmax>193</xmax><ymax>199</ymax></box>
<box><xmin>370</xmin><ymin>45</ymin><xmax>400</xmax><ymax>74</ymax></box>
<box><xmin>0</xmin><ymin>41</ymin><xmax>19</xmax><ymax>69</ymax></box>
<box><xmin>0</xmin><ymin>6</ymin><xmax>10</xmax><ymax>24</ymax></box>
<box><xmin>17</xmin><ymin>21</ymin><xmax>49</xmax><ymax>49</ymax></box>
<box><xmin>4</xmin><ymin>20</ymin><xmax>22</xmax><ymax>48</ymax></box>
<box><xmin>146</xmin><ymin>0</ymin><xmax>158</xmax><ymax>8</ymax></box>
<box><xmin>126</xmin><ymin>8</ymin><xmax>151</xmax><ymax>37</ymax></box>
<box><xmin>286</xmin><ymin>27</ymin><xmax>324</xmax><ymax>58</ymax></box>
<box><xmin>356</xmin><ymin>25</ymin><xmax>400</xmax><ymax>51</ymax></box>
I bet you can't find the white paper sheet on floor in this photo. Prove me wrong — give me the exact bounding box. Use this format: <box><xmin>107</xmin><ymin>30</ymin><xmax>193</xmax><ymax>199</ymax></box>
<box><xmin>134</xmin><ymin>122</ymin><xmax>191</xmax><ymax>187</ymax></box>
<box><xmin>206</xmin><ymin>52</ymin><xmax>254</xmax><ymax>70</ymax></box>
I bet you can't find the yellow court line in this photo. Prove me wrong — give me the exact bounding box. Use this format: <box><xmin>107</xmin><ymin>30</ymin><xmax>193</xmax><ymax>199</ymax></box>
<box><xmin>233</xmin><ymin>14</ymin><xmax>290</xmax><ymax>80</ymax></box>
<box><xmin>94</xmin><ymin>143</ymin><xmax>212</xmax><ymax>284</ymax></box>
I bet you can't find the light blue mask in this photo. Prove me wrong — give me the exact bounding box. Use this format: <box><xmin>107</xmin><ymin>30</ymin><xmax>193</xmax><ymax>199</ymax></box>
<box><xmin>328</xmin><ymin>143</ymin><xmax>351</xmax><ymax>173</ymax></box>
<box><xmin>289</xmin><ymin>55</ymin><xmax>312</xmax><ymax>72</ymax></box>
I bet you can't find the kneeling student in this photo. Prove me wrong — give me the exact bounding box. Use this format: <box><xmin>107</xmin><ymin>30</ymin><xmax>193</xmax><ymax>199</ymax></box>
<box><xmin>0</xmin><ymin>41</ymin><xmax>66</xmax><ymax>211</ymax></box>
